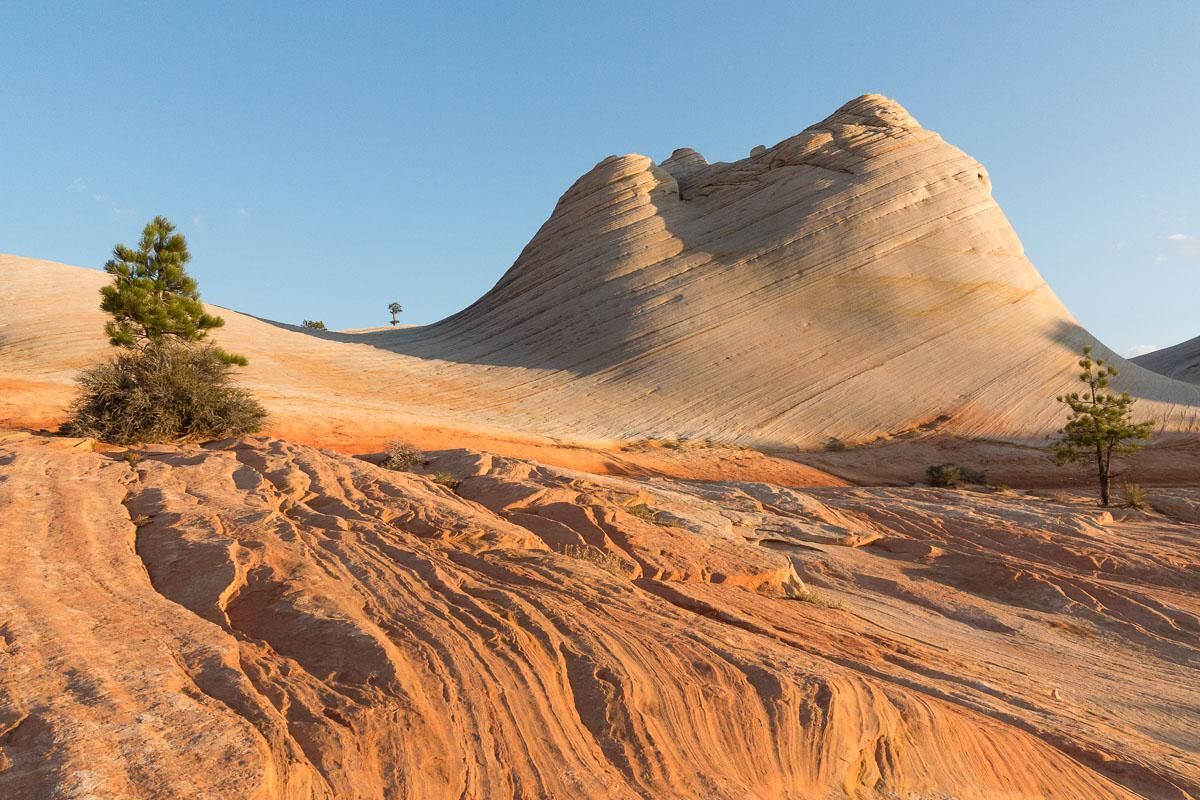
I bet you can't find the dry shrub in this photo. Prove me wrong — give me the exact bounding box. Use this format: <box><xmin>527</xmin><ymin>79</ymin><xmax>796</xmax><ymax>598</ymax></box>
<box><xmin>383</xmin><ymin>441</ymin><xmax>423</xmax><ymax>471</ymax></box>
<box><xmin>791</xmin><ymin>586</ymin><xmax>843</xmax><ymax>609</ymax></box>
<box><xmin>429</xmin><ymin>471</ymin><xmax>461</xmax><ymax>491</ymax></box>
<box><xmin>67</xmin><ymin>342</ymin><xmax>266</xmax><ymax>444</ymax></box>
<box><xmin>925</xmin><ymin>463</ymin><xmax>986</xmax><ymax>488</ymax></box>
<box><xmin>559</xmin><ymin>543</ymin><xmax>636</xmax><ymax>578</ymax></box>
<box><xmin>625</xmin><ymin>502</ymin><xmax>667</xmax><ymax>525</ymax></box>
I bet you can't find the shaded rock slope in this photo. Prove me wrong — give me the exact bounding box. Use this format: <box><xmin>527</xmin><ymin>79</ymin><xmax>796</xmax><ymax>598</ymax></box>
<box><xmin>1</xmin><ymin>432</ymin><xmax>1198</xmax><ymax>799</ymax></box>
<box><xmin>1135</xmin><ymin>336</ymin><xmax>1200</xmax><ymax>386</ymax></box>
<box><xmin>3</xmin><ymin>95</ymin><xmax>1199</xmax><ymax>451</ymax></box>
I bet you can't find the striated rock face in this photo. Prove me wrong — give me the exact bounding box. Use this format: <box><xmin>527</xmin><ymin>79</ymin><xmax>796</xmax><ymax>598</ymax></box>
<box><xmin>3</xmin><ymin>94</ymin><xmax>1199</xmax><ymax>800</ymax></box>
<box><xmin>1134</xmin><ymin>336</ymin><xmax>1200</xmax><ymax>385</ymax></box>
<box><xmin>393</xmin><ymin>93</ymin><xmax>1200</xmax><ymax>444</ymax></box>
<box><xmin>2</xmin><ymin>432</ymin><xmax>1198</xmax><ymax>799</ymax></box>
<box><xmin>2</xmin><ymin>94</ymin><xmax>1199</xmax><ymax>451</ymax></box>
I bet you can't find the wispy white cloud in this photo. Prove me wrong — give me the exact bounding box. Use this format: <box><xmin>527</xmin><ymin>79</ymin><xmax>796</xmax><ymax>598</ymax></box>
<box><xmin>1166</xmin><ymin>233</ymin><xmax>1200</xmax><ymax>259</ymax></box>
<box><xmin>192</xmin><ymin>213</ymin><xmax>206</xmax><ymax>229</ymax></box>
<box><xmin>1126</xmin><ymin>344</ymin><xmax>1161</xmax><ymax>358</ymax></box>
<box><xmin>235</xmin><ymin>207</ymin><xmax>251</xmax><ymax>222</ymax></box>
<box><xmin>67</xmin><ymin>177</ymin><xmax>126</xmax><ymax>216</ymax></box>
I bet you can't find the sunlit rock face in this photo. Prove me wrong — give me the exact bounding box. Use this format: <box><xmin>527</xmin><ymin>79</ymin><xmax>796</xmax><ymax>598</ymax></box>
<box><xmin>1</xmin><ymin>94</ymin><xmax>1200</xmax><ymax>800</ymax></box>
<box><xmin>2</xmin><ymin>432</ymin><xmax>1197</xmax><ymax>799</ymax></box>
<box><xmin>2</xmin><ymin>95</ymin><xmax>1198</xmax><ymax>453</ymax></box>
<box><xmin>398</xmin><ymin>92</ymin><xmax>1199</xmax><ymax>446</ymax></box>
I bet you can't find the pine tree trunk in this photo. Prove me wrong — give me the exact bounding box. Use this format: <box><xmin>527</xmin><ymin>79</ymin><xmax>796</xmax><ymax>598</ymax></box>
<box><xmin>1100</xmin><ymin>472</ymin><xmax>1110</xmax><ymax>507</ymax></box>
<box><xmin>1096</xmin><ymin>444</ymin><xmax>1109</xmax><ymax>506</ymax></box>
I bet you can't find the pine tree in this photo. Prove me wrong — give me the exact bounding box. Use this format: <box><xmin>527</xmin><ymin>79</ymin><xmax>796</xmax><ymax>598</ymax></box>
<box><xmin>388</xmin><ymin>302</ymin><xmax>403</xmax><ymax>326</ymax></box>
<box><xmin>68</xmin><ymin>216</ymin><xmax>265</xmax><ymax>443</ymax></box>
<box><xmin>1054</xmin><ymin>345</ymin><xmax>1154</xmax><ymax>506</ymax></box>
<box><xmin>99</xmin><ymin>216</ymin><xmax>244</xmax><ymax>364</ymax></box>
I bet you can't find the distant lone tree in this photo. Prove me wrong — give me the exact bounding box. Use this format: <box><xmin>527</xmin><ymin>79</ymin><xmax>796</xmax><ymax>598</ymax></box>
<box><xmin>1053</xmin><ymin>345</ymin><xmax>1154</xmax><ymax>506</ymax></box>
<box><xmin>67</xmin><ymin>216</ymin><xmax>265</xmax><ymax>444</ymax></box>
<box><xmin>300</xmin><ymin>319</ymin><xmax>327</xmax><ymax>330</ymax></box>
<box><xmin>388</xmin><ymin>302</ymin><xmax>403</xmax><ymax>326</ymax></box>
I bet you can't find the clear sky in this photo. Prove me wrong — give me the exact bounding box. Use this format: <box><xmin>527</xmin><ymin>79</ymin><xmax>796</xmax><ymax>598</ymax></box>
<box><xmin>2</xmin><ymin>2</ymin><xmax>1197</xmax><ymax>356</ymax></box>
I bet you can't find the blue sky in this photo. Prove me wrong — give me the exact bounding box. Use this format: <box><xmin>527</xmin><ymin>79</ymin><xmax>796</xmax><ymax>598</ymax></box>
<box><xmin>2</xmin><ymin>2</ymin><xmax>1197</xmax><ymax>355</ymax></box>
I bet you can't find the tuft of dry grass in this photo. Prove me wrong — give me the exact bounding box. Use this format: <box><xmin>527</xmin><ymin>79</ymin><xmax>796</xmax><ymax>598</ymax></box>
<box><xmin>625</xmin><ymin>502</ymin><xmax>669</xmax><ymax>525</ymax></box>
<box><xmin>559</xmin><ymin>543</ymin><xmax>636</xmax><ymax>578</ymax></box>
<box><xmin>791</xmin><ymin>587</ymin><xmax>843</xmax><ymax>609</ymax></box>
<box><xmin>1122</xmin><ymin>482</ymin><xmax>1147</xmax><ymax>510</ymax></box>
<box><xmin>428</xmin><ymin>471</ymin><xmax>461</xmax><ymax>492</ymax></box>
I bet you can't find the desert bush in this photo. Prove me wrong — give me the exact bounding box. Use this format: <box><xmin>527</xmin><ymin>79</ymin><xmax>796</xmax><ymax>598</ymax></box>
<box><xmin>382</xmin><ymin>441</ymin><xmax>423</xmax><ymax>471</ymax></box>
<box><xmin>791</xmin><ymin>586</ymin><xmax>843</xmax><ymax>609</ymax></box>
<box><xmin>559</xmin><ymin>543</ymin><xmax>635</xmax><ymax>577</ymax></box>
<box><xmin>823</xmin><ymin>437</ymin><xmax>847</xmax><ymax>452</ymax></box>
<box><xmin>300</xmin><ymin>319</ymin><xmax>327</xmax><ymax>330</ymax></box>
<box><xmin>925</xmin><ymin>464</ymin><xmax>987</xmax><ymax>488</ymax></box>
<box><xmin>429</xmin><ymin>471</ymin><xmax>461</xmax><ymax>491</ymax></box>
<box><xmin>67</xmin><ymin>342</ymin><xmax>266</xmax><ymax>444</ymax></box>
<box><xmin>1122</xmin><ymin>482</ymin><xmax>1146</xmax><ymax>510</ymax></box>
<box><xmin>962</xmin><ymin>466</ymin><xmax>987</xmax><ymax>484</ymax></box>
<box><xmin>926</xmin><ymin>464</ymin><xmax>964</xmax><ymax>488</ymax></box>
<box><xmin>625</xmin><ymin>502</ymin><xmax>667</xmax><ymax>525</ymax></box>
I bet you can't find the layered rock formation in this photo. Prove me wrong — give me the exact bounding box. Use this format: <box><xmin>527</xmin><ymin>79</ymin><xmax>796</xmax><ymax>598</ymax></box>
<box><xmin>1134</xmin><ymin>336</ymin><xmax>1200</xmax><ymax>385</ymax></box>
<box><xmin>2</xmin><ymin>432</ymin><xmax>1197</xmax><ymax>799</ymax></box>
<box><xmin>389</xmin><ymin>93</ymin><xmax>1200</xmax><ymax>444</ymax></box>
<box><xmin>4</xmin><ymin>93</ymin><xmax>1200</xmax><ymax>800</ymax></box>
<box><xmin>3</xmin><ymin>94</ymin><xmax>1199</xmax><ymax>452</ymax></box>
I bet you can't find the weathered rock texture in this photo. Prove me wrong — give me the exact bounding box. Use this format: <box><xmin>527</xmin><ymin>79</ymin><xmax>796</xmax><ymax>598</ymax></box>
<box><xmin>3</xmin><ymin>95</ymin><xmax>1199</xmax><ymax>452</ymax></box>
<box><xmin>1</xmin><ymin>432</ymin><xmax>1197</xmax><ymax>799</ymax></box>
<box><xmin>358</xmin><ymin>94</ymin><xmax>1200</xmax><ymax>443</ymax></box>
<box><xmin>1134</xmin><ymin>336</ymin><xmax>1200</xmax><ymax>385</ymax></box>
<box><xmin>3</xmin><ymin>94</ymin><xmax>1200</xmax><ymax>800</ymax></box>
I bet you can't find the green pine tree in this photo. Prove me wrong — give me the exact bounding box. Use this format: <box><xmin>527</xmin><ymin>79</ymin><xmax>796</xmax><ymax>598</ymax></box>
<box><xmin>100</xmin><ymin>216</ymin><xmax>245</xmax><ymax>364</ymax></box>
<box><xmin>69</xmin><ymin>216</ymin><xmax>265</xmax><ymax>443</ymax></box>
<box><xmin>1053</xmin><ymin>345</ymin><xmax>1154</xmax><ymax>506</ymax></box>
